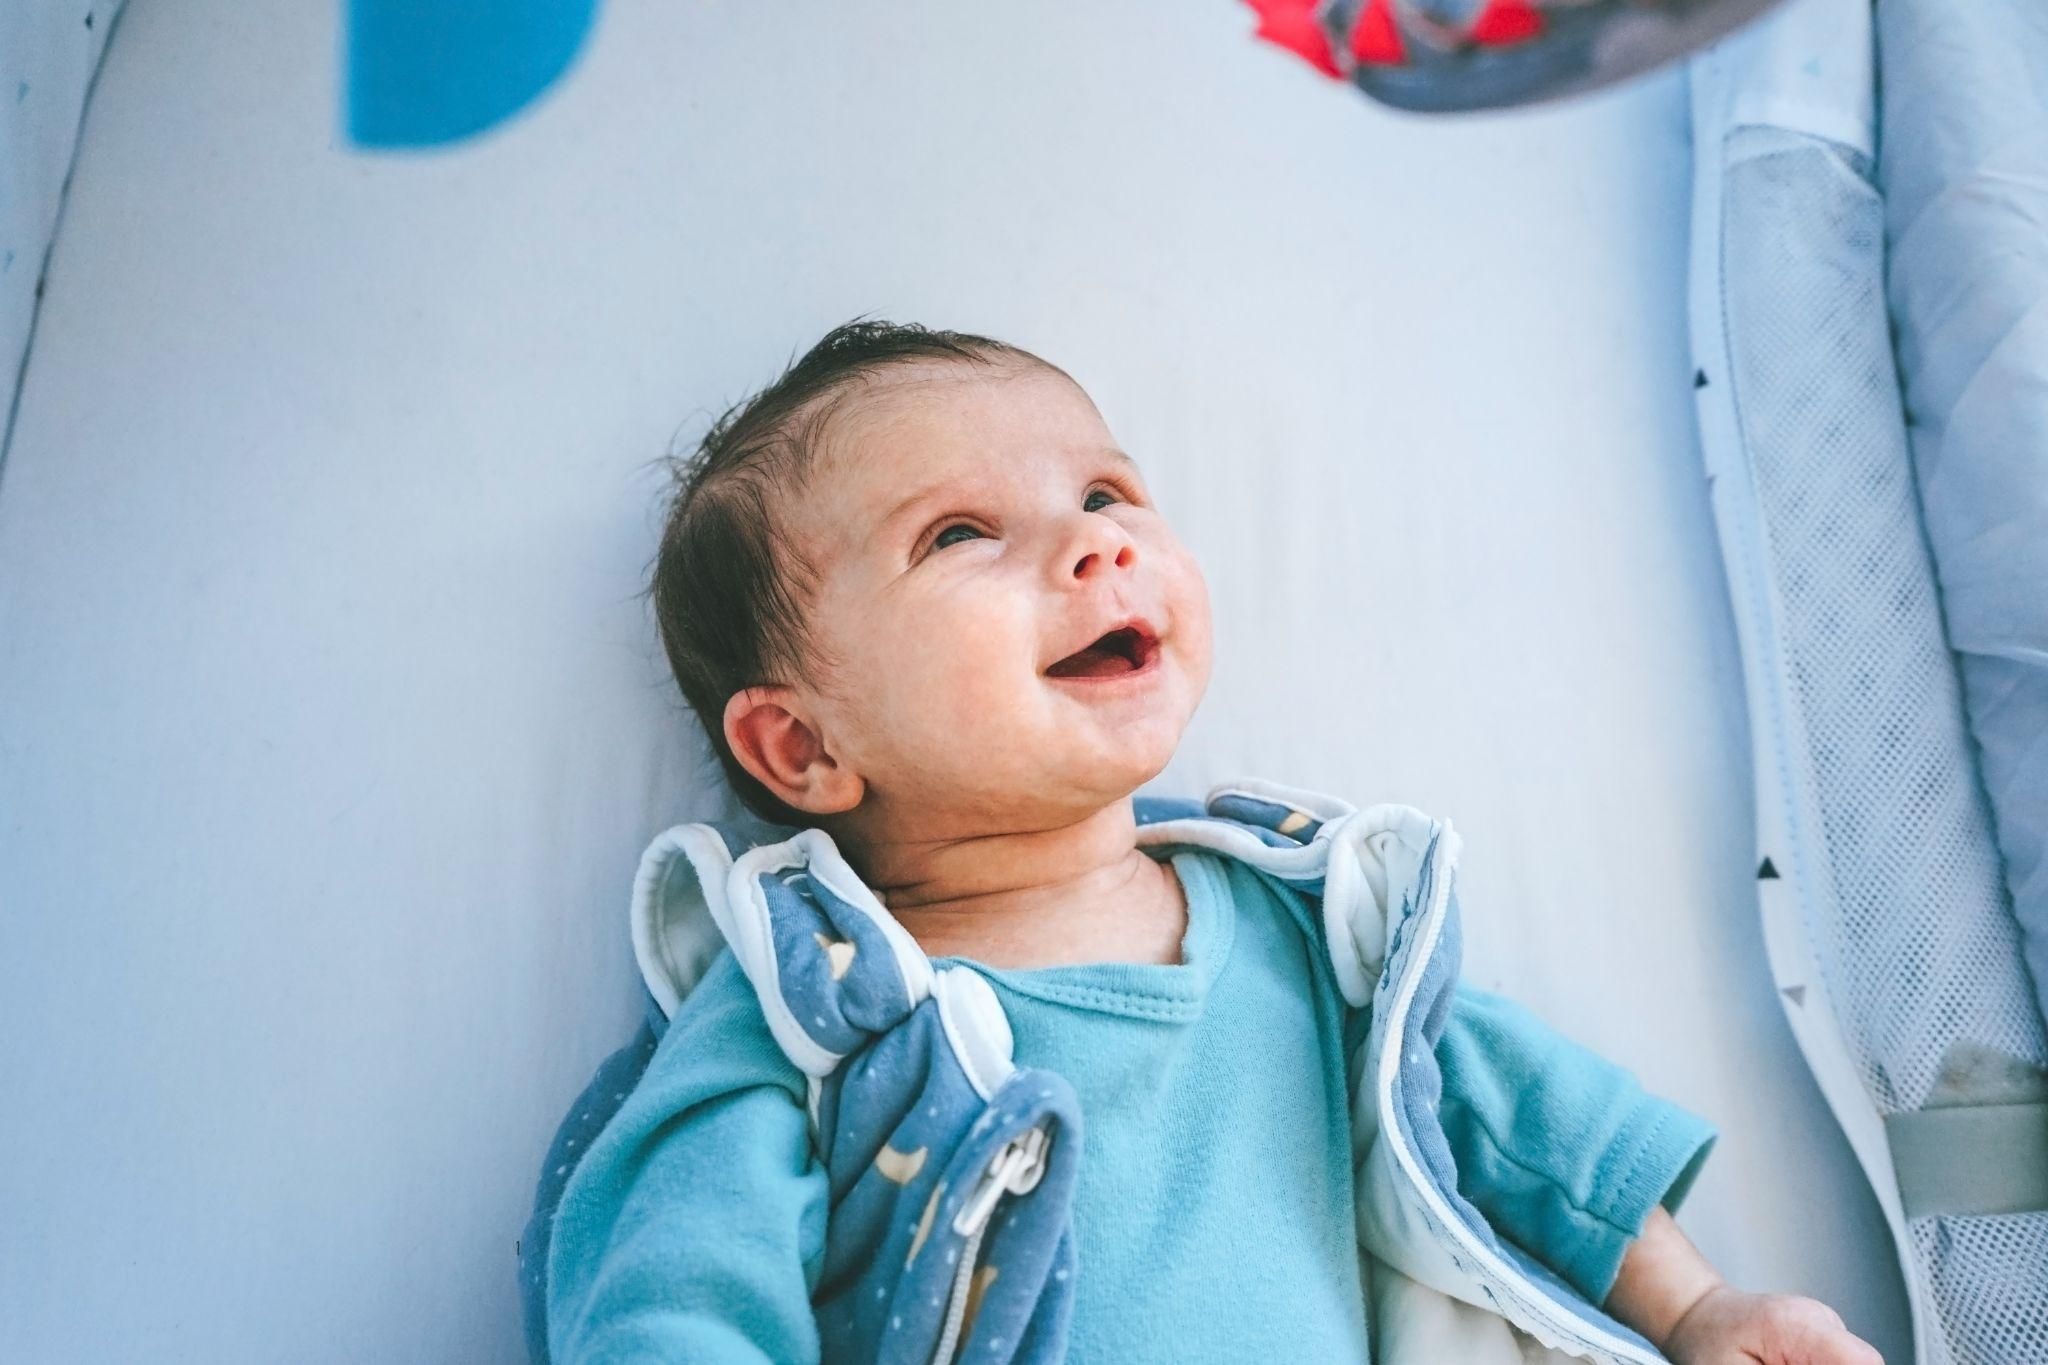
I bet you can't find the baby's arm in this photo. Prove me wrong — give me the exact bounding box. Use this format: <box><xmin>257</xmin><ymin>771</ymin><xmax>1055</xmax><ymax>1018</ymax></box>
<box><xmin>1433</xmin><ymin>985</ymin><xmax>1879</xmax><ymax>1363</ymax></box>
<box><xmin>546</xmin><ymin>957</ymin><xmax>829</xmax><ymax>1364</ymax></box>
<box><xmin>1606</xmin><ymin>1208</ymin><xmax>1882</xmax><ymax>1365</ymax></box>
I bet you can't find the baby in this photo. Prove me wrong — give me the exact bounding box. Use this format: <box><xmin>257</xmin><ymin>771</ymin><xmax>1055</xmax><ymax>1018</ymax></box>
<box><xmin>541</xmin><ymin>321</ymin><xmax>1880</xmax><ymax>1364</ymax></box>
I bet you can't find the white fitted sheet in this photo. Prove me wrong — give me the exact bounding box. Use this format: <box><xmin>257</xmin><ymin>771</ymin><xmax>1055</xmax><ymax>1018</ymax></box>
<box><xmin>0</xmin><ymin>2</ymin><xmax>1908</xmax><ymax>1360</ymax></box>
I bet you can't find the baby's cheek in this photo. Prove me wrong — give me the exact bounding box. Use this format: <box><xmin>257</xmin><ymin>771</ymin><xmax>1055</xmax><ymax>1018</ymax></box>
<box><xmin>1164</xmin><ymin>555</ymin><xmax>1214</xmax><ymax>687</ymax></box>
<box><xmin>932</xmin><ymin>649</ymin><xmax>1019</xmax><ymax>726</ymax></box>
<box><xmin>869</xmin><ymin>597</ymin><xmax>1038</xmax><ymax>758</ymax></box>
<box><xmin>874</xmin><ymin>626</ymin><xmax>995</xmax><ymax>717</ymax></box>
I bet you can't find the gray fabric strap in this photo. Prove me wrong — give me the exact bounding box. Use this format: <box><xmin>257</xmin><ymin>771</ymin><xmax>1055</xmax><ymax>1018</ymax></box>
<box><xmin>1885</xmin><ymin>1103</ymin><xmax>2048</xmax><ymax>1218</ymax></box>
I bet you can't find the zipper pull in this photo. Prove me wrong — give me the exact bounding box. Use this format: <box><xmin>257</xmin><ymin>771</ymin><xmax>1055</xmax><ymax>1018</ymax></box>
<box><xmin>951</xmin><ymin>1124</ymin><xmax>1049</xmax><ymax>1238</ymax></box>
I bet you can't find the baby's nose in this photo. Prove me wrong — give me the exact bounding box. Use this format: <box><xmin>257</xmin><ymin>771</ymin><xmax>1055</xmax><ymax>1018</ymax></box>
<box><xmin>1072</xmin><ymin>538</ymin><xmax>1136</xmax><ymax>579</ymax></box>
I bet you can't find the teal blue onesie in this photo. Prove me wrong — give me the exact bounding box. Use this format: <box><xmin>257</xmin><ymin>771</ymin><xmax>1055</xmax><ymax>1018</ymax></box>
<box><xmin>545</xmin><ymin>847</ymin><xmax>1715</xmax><ymax>1362</ymax></box>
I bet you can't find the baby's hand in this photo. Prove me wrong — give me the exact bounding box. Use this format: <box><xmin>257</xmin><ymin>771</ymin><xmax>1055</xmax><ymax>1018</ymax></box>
<box><xmin>1607</xmin><ymin>1211</ymin><xmax>1881</xmax><ymax>1365</ymax></box>
<box><xmin>1663</xmin><ymin>1284</ymin><xmax>1883</xmax><ymax>1365</ymax></box>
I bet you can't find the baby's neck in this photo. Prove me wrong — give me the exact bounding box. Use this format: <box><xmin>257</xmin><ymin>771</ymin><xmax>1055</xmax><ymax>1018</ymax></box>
<box><xmin>839</xmin><ymin>797</ymin><xmax>1189</xmax><ymax>970</ymax></box>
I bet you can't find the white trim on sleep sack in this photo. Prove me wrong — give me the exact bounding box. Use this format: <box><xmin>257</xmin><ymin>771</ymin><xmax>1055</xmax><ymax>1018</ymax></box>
<box><xmin>630</xmin><ymin>823</ymin><xmax>737</xmax><ymax>1021</ymax></box>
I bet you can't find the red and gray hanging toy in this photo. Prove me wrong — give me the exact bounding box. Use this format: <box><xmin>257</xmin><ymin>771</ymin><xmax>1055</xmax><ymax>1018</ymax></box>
<box><xmin>343</xmin><ymin>0</ymin><xmax>1786</xmax><ymax>152</ymax></box>
<box><xmin>1244</xmin><ymin>0</ymin><xmax>1782</xmax><ymax>111</ymax></box>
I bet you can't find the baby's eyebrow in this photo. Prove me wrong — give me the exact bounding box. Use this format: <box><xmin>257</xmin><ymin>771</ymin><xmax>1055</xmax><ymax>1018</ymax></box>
<box><xmin>876</xmin><ymin>480</ymin><xmax>958</xmax><ymax>538</ymax></box>
<box><xmin>874</xmin><ymin>448</ymin><xmax>1143</xmax><ymax>536</ymax></box>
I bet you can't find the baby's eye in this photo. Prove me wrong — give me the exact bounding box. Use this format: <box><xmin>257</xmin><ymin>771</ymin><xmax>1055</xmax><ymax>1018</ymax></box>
<box><xmin>1083</xmin><ymin>487</ymin><xmax>1121</xmax><ymax>512</ymax></box>
<box><xmin>931</xmin><ymin>522</ymin><xmax>984</xmax><ymax>551</ymax></box>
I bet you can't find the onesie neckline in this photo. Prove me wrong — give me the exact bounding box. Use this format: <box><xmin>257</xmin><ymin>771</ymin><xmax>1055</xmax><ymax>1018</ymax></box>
<box><xmin>930</xmin><ymin>849</ymin><xmax>1236</xmax><ymax>1022</ymax></box>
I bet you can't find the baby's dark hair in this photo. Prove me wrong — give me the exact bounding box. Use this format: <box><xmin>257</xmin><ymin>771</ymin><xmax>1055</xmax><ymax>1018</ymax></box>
<box><xmin>651</xmin><ymin>318</ymin><xmax>1051</xmax><ymax>826</ymax></box>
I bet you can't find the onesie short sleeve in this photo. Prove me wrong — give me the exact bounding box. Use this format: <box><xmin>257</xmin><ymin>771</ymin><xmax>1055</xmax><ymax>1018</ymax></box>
<box><xmin>1434</xmin><ymin>984</ymin><xmax>1718</xmax><ymax>1304</ymax></box>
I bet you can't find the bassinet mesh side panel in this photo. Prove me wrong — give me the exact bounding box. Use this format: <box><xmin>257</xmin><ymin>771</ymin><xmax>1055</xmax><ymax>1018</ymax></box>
<box><xmin>1914</xmin><ymin>1215</ymin><xmax>2048</xmax><ymax>1365</ymax></box>
<box><xmin>1713</xmin><ymin>125</ymin><xmax>2048</xmax><ymax>1365</ymax></box>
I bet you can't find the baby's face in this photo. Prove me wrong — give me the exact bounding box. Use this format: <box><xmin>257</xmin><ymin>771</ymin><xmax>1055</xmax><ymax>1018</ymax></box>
<box><xmin>787</xmin><ymin>363</ymin><xmax>1212</xmax><ymax>831</ymax></box>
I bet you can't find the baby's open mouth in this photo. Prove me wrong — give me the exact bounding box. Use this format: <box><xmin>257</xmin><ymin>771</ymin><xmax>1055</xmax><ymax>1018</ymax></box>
<box><xmin>1046</xmin><ymin>625</ymin><xmax>1160</xmax><ymax>679</ymax></box>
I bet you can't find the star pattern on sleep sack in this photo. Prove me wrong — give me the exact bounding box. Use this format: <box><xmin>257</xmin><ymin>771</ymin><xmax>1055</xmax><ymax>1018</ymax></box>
<box><xmin>874</xmin><ymin>1143</ymin><xmax>928</xmax><ymax>1185</ymax></box>
<box><xmin>907</xmin><ymin>1181</ymin><xmax>946</xmax><ymax>1266</ymax></box>
<box><xmin>812</xmin><ymin>930</ymin><xmax>858</xmax><ymax>980</ymax></box>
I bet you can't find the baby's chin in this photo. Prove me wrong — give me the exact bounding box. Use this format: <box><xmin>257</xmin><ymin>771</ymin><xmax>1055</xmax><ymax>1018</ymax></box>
<box><xmin>1018</xmin><ymin>727</ymin><xmax>1184</xmax><ymax>816</ymax></box>
<box><xmin>1065</xmin><ymin>690</ymin><xmax>1199</xmax><ymax>789</ymax></box>
<box><xmin>894</xmin><ymin>676</ymin><xmax>1197</xmax><ymax>823</ymax></box>
<box><xmin>855</xmin><ymin>739</ymin><xmax>1179</xmax><ymax>844</ymax></box>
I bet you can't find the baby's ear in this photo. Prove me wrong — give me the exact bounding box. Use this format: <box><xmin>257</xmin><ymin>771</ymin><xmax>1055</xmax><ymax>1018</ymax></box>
<box><xmin>722</xmin><ymin>685</ymin><xmax>864</xmax><ymax>816</ymax></box>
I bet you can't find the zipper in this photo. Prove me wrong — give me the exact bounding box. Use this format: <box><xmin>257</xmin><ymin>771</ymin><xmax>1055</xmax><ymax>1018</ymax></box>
<box><xmin>929</xmin><ymin>1124</ymin><xmax>1051</xmax><ymax>1364</ymax></box>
